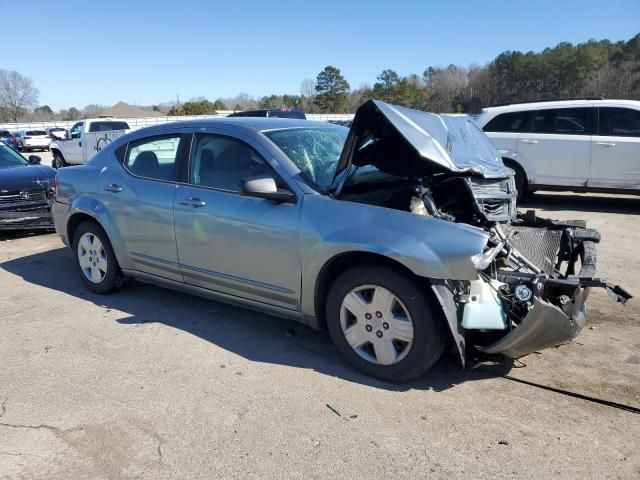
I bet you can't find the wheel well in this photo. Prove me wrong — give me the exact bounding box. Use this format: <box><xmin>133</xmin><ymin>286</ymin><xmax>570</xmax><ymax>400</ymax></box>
<box><xmin>51</xmin><ymin>148</ymin><xmax>63</xmax><ymax>158</ymax></box>
<box><xmin>67</xmin><ymin>213</ymin><xmax>99</xmax><ymax>244</ymax></box>
<box><xmin>502</xmin><ymin>157</ymin><xmax>527</xmax><ymax>182</ymax></box>
<box><xmin>314</xmin><ymin>252</ymin><xmax>422</xmax><ymax>330</ymax></box>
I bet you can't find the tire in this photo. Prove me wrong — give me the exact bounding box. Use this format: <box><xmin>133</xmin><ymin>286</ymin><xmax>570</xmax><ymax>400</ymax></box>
<box><xmin>505</xmin><ymin>161</ymin><xmax>527</xmax><ymax>201</ymax></box>
<box><xmin>326</xmin><ymin>265</ymin><xmax>447</xmax><ymax>382</ymax></box>
<box><xmin>72</xmin><ymin>221</ymin><xmax>122</xmax><ymax>294</ymax></box>
<box><xmin>53</xmin><ymin>152</ymin><xmax>67</xmax><ymax>169</ymax></box>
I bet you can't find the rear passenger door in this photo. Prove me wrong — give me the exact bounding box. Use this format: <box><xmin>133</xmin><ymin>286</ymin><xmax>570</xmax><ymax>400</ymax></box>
<box><xmin>589</xmin><ymin>107</ymin><xmax>640</xmax><ymax>190</ymax></box>
<box><xmin>100</xmin><ymin>132</ymin><xmax>189</xmax><ymax>282</ymax></box>
<box><xmin>517</xmin><ymin>107</ymin><xmax>593</xmax><ymax>187</ymax></box>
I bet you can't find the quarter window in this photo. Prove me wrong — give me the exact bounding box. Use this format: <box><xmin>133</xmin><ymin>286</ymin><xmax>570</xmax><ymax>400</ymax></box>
<box><xmin>124</xmin><ymin>135</ymin><xmax>183</xmax><ymax>181</ymax></box>
<box><xmin>599</xmin><ymin>108</ymin><xmax>640</xmax><ymax>137</ymax></box>
<box><xmin>189</xmin><ymin>134</ymin><xmax>275</xmax><ymax>192</ymax></box>
<box><xmin>531</xmin><ymin>108</ymin><xmax>591</xmax><ymax>135</ymax></box>
<box><xmin>89</xmin><ymin>121</ymin><xmax>130</xmax><ymax>132</ymax></box>
<box><xmin>483</xmin><ymin>111</ymin><xmax>531</xmax><ymax>133</ymax></box>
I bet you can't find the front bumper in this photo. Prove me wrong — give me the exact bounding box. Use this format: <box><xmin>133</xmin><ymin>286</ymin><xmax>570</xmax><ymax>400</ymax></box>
<box><xmin>0</xmin><ymin>201</ymin><xmax>54</xmax><ymax>230</ymax></box>
<box><xmin>465</xmin><ymin>213</ymin><xmax>631</xmax><ymax>361</ymax></box>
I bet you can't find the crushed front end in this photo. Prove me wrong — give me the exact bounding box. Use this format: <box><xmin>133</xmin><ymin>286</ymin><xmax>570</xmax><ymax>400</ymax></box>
<box><xmin>334</xmin><ymin>100</ymin><xmax>632</xmax><ymax>365</ymax></box>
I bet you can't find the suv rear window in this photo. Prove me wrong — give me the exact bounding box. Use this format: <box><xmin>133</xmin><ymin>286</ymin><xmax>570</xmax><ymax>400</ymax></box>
<box><xmin>531</xmin><ymin>108</ymin><xmax>592</xmax><ymax>135</ymax></box>
<box><xmin>89</xmin><ymin>121</ymin><xmax>130</xmax><ymax>132</ymax></box>
<box><xmin>26</xmin><ymin>130</ymin><xmax>47</xmax><ymax>136</ymax></box>
<box><xmin>483</xmin><ymin>112</ymin><xmax>530</xmax><ymax>133</ymax></box>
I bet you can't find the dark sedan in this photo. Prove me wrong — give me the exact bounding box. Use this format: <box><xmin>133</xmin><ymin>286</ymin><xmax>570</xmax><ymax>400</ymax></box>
<box><xmin>0</xmin><ymin>130</ymin><xmax>20</xmax><ymax>151</ymax></box>
<box><xmin>0</xmin><ymin>143</ymin><xmax>55</xmax><ymax>230</ymax></box>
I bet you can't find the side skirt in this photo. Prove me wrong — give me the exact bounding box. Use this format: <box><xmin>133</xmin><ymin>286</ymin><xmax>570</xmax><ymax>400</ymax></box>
<box><xmin>122</xmin><ymin>269</ymin><xmax>310</xmax><ymax>324</ymax></box>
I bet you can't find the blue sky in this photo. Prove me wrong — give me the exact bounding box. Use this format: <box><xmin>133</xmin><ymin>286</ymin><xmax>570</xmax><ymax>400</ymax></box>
<box><xmin>2</xmin><ymin>0</ymin><xmax>638</xmax><ymax>110</ymax></box>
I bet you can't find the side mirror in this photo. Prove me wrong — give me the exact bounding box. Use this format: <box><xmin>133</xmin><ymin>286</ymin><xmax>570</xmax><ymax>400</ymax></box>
<box><xmin>241</xmin><ymin>176</ymin><xmax>295</xmax><ymax>203</ymax></box>
<box><xmin>28</xmin><ymin>155</ymin><xmax>41</xmax><ymax>164</ymax></box>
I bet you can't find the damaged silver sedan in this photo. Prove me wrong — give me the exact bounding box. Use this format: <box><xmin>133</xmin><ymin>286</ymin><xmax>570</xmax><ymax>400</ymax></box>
<box><xmin>52</xmin><ymin>100</ymin><xmax>631</xmax><ymax>382</ymax></box>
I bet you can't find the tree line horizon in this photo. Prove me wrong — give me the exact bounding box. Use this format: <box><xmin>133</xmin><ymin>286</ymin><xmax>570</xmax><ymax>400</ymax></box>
<box><xmin>1</xmin><ymin>34</ymin><xmax>638</xmax><ymax>123</ymax></box>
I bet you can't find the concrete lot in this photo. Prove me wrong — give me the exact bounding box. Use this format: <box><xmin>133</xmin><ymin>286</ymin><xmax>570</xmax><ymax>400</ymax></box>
<box><xmin>1</xmin><ymin>173</ymin><xmax>639</xmax><ymax>477</ymax></box>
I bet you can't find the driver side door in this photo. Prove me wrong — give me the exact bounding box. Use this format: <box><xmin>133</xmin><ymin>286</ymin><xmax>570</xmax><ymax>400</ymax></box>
<box><xmin>65</xmin><ymin>122</ymin><xmax>85</xmax><ymax>164</ymax></box>
<box><xmin>174</xmin><ymin>131</ymin><xmax>302</xmax><ymax>311</ymax></box>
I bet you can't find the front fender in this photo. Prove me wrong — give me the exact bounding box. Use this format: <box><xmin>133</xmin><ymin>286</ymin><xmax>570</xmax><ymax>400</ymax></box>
<box><xmin>299</xmin><ymin>195</ymin><xmax>488</xmax><ymax>316</ymax></box>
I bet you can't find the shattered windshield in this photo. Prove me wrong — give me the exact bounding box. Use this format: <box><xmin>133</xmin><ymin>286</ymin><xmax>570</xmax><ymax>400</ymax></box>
<box><xmin>0</xmin><ymin>145</ymin><xmax>27</xmax><ymax>167</ymax></box>
<box><xmin>264</xmin><ymin>125</ymin><xmax>348</xmax><ymax>191</ymax></box>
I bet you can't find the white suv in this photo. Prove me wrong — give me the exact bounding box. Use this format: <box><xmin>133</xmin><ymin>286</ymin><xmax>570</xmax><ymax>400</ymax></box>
<box><xmin>474</xmin><ymin>99</ymin><xmax>640</xmax><ymax>198</ymax></box>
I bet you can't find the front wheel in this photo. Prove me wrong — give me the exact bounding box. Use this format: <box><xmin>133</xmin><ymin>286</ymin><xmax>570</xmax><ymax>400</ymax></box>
<box><xmin>326</xmin><ymin>266</ymin><xmax>447</xmax><ymax>382</ymax></box>
<box><xmin>52</xmin><ymin>152</ymin><xmax>67</xmax><ymax>169</ymax></box>
<box><xmin>72</xmin><ymin>221</ymin><xmax>122</xmax><ymax>294</ymax></box>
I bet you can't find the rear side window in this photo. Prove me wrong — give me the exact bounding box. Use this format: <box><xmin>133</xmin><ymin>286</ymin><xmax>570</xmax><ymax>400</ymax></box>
<box><xmin>531</xmin><ymin>108</ymin><xmax>592</xmax><ymax>135</ymax></box>
<box><xmin>482</xmin><ymin>112</ymin><xmax>530</xmax><ymax>133</ymax></box>
<box><xmin>89</xmin><ymin>121</ymin><xmax>130</xmax><ymax>132</ymax></box>
<box><xmin>599</xmin><ymin>108</ymin><xmax>640</xmax><ymax>137</ymax></box>
<box><xmin>124</xmin><ymin>134</ymin><xmax>183</xmax><ymax>182</ymax></box>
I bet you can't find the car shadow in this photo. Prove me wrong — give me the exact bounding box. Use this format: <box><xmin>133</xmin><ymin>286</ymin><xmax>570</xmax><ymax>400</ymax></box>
<box><xmin>0</xmin><ymin>228</ymin><xmax>54</xmax><ymax>241</ymax></box>
<box><xmin>520</xmin><ymin>192</ymin><xmax>640</xmax><ymax>215</ymax></box>
<box><xmin>1</xmin><ymin>247</ymin><xmax>512</xmax><ymax>392</ymax></box>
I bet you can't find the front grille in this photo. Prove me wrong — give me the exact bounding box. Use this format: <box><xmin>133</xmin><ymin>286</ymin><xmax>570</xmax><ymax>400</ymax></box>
<box><xmin>0</xmin><ymin>190</ymin><xmax>47</xmax><ymax>204</ymax></box>
<box><xmin>468</xmin><ymin>177</ymin><xmax>517</xmax><ymax>222</ymax></box>
<box><xmin>502</xmin><ymin>224</ymin><xmax>563</xmax><ymax>275</ymax></box>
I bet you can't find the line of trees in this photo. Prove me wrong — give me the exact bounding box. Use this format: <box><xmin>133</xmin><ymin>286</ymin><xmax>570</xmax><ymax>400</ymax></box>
<box><xmin>1</xmin><ymin>34</ymin><xmax>638</xmax><ymax>122</ymax></box>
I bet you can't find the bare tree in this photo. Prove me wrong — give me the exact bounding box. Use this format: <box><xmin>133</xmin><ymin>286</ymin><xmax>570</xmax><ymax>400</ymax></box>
<box><xmin>300</xmin><ymin>78</ymin><xmax>317</xmax><ymax>112</ymax></box>
<box><xmin>0</xmin><ymin>69</ymin><xmax>39</xmax><ymax>122</ymax></box>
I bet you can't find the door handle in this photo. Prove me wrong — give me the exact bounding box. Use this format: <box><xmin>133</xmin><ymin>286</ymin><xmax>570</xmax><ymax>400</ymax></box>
<box><xmin>79</xmin><ymin>141</ymin><xmax>82</xmax><ymax>148</ymax></box>
<box><xmin>104</xmin><ymin>184</ymin><xmax>122</xmax><ymax>193</ymax></box>
<box><xmin>596</xmin><ymin>142</ymin><xmax>616</xmax><ymax>148</ymax></box>
<box><xmin>179</xmin><ymin>197</ymin><xmax>206</xmax><ymax>207</ymax></box>
<box><xmin>521</xmin><ymin>139</ymin><xmax>538</xmax><ymax>144</ymax></box>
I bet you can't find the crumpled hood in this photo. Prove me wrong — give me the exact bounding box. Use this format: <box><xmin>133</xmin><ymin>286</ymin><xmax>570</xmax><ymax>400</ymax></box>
<box><xmin>334</xmin><ymin>100</ymin><xmax>512</xmax><ymax>182</ymax></box>
<box><xmin>0</xmin><ymin>164</ymin><xmax>55</xmax><ymax>192</ymax></box>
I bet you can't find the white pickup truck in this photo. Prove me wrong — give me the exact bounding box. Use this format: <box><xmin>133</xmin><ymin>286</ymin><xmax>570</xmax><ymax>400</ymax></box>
<box><xmin>50</xmin><ymin>119</ymin><xmax>131</xmax><ymax>168</ymax></box>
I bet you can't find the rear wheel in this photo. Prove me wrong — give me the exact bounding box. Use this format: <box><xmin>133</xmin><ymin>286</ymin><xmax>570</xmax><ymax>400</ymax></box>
<box><xmin>326</xmin><ymin>265</ymin><xmax>447</xmax><ymax>382</ymax></box>
<box><xmin>72</xmin><ymin>221</ymin><xmax>122</xmax><ymax>294</ymax></box>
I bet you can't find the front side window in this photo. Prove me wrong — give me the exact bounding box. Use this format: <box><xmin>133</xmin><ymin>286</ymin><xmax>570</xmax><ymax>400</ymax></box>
<box><xmin>264</xmin><ymin>126</ymin><xmax>348</xmax><ymax>191</ymax></box>
<box><xmin>531</xmin><ymin>108</ymin><xmax>591</xmax><ymax>135</ymax></box>
<box><xmin>189</xmin><ymin>134</ymin><xmax>275</xmax><ymax>192</ymax></box>
<box><xmin>599</xmin><ymin>107</ymin><xmax>640</xmax><ymax>137</ymax></box>
<box><xmin>70</xmin><ymin>122</ymin><xmax>84</xmax><ymax>139</ymax></box>
<box><xmin>483</xmin><ymin>111</ymin><xmax>531</xmax><ymax>133</ymax></box>
<box><xmin>124</xmin><ymin>135</ymin><xmax>183</xmax><ymax>181</ymax></box>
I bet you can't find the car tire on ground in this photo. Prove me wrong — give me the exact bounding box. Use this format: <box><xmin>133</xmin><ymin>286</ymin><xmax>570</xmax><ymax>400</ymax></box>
<box><xmin>72</xmin><ymin>221</ymin><xmax>123</xmax><ymax>294</ymax></box>
<box><xmin>53</xmin><ymin>152</ymin><xmax>67</xmax><ymax>169</ymax></box>
<box><xmin>326</xmin><ymin>265</ymin><xmax>447</xmax><ymax>383</ymax></box>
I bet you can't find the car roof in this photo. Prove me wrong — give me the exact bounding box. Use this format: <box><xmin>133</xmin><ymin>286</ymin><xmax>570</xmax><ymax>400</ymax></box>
<box><xmin>139</xmin><ymin>117</ymin><xmax>339</xmax><ymax>133</ymax></box>
<box><xmin>481</xmin><ymin>98</ymin><xmax>640</xmax><ymax>114</ymax></box>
